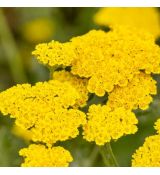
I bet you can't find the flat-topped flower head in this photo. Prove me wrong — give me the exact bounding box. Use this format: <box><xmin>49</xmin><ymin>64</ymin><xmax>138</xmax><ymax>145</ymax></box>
<box><xmin>53</xmin><ymin>70</ymin><xmax>89</xmax><ymax>107</ymax></box>
<box><xmin>132</xmin><ymin>135</ymin><xmax>160</xmax><ymax>166</ymax></box>
<box><xmin>83</xmin><ymin>104</ymin><xmax>138</xmax><ymax>145</ymax></box>
<box><xmin>132</xmin><ymin>118</ymin><xmax>160</xmax><ymax>167</ymax></box>
<box><xmin>19</xmin><ymin>144</ymin><xmax>73</xmax><ymax>167</ymax></box>
<box><xmin>32</xmin><ymin>26</ymin><xmax>160</xmax><ymax>97</ymax></box>
<box><xmin>94</xmin><ymin>7</ymin><xmax>160</xmax><ymax>38</ymax></box>
<box><xmin>70</xmin><ymin>27</ymin><xmax>160</xmax><ymax>96</ymax></box>
<box><xmin>32</xmin><ymin>40</ymin><xmax>76</xmax><ymax>67</ymax></box>
<box><xmin>107</xmin><ymin>72</ymin><xmax>157</xmax><ymax>110</ymax></box>
<box><xmin>0</xmin><ymin>80</ymin><xmax>86</xmax><ymax>145</ymax></box>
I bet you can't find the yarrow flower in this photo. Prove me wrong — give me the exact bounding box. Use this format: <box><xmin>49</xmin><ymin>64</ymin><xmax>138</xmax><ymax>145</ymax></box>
<box><xmin>1</xmin><ymin>24</ymin><xmax>160</xmax><ymax>167</ymax></box>
<box><xmin>33</xmin><ymin>26</ymin><xmax>160</xmax><ymax>97</ymax></box>
<box><xmin>70</xmin><ymin>26</ymin><xmax>160</xmax><ymax>96</ymax></box>
<box><xmin>132</xmin><ymin>119</ymin><xmax>160</xmax><ymax>166</ymax></box>
<box><xmin>107</xmin><ymin>72</ymin><xmax>157</xmax><ymax>110</ymax></box>
<box><xmin>19</xmin><ymin>144</ymin><xmax>73</xmax><ymax>167</ymax></box>
<box><xmin>83</xmin><ymin>104</ymin><xmax>138</xmax><ymax>145</ymax></box>
<box><xmin>0</xmin><ymin>80</ymin><xmax>86</xmax><ymax>146</ymax></box>
<box><xmin>32</xmin><ymin>41</ymin><xmax>76</xmax><ymax>67</ymax></box>
<box><xmin>94</xmin><ymin>7</ymin><xmax>160</xmax><ymax>38</ymax></box>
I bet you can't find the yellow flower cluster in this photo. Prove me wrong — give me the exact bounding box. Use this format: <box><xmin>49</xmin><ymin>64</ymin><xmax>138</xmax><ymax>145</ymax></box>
<box><xmin>132</xmin><ymin>119</ymin><xmax>160</xmax><ymax>166</ymax></box>
<box><xmin>33</xmin><ymin>26</ymin><xmax>160</xmax><ymax>97</ymax></box>
<box><xmin>71</xmin><ymin>27</ymin><xmax>160</xmax><ymax>96</ymax></box>
<box><xmin>19</xmin><ymin>144</ymin><xmax>73</xmax><ymax>167</ymax></box>
<box><xmin>0</xmin><ymin>80</ymin><xmax>86</xmax><ymax>166</ymax></box>
<box><xmin>1</xmin><ymin>24</ymin><xmax>160</xmax><ymax>166</ymax></box>
<box><xmin>83</xmin><ymin>104</ymin><xmax>138</xmax><ymax>145</ymax></box>
<box><xmin>107</xmin><ymin>72</ymin><xmax>157</xmax><ymax>110</ymax></box>
<box><xmin>94</xmin><ymin>7</ymin><xmax>160</xmax><ymax>38</ymax></box>
<box><xmin>31</xmin><ymin>26</ymin><xmax>160</xmax><ymax>149</ymax></box>
<box><xmin>32</xmin><ymin>41</ymin><xmax>76</xmax><ymax>67</ymax></box>
<box><xmin>132</xmin><ymin>135</ymin><xmax>160</xmax><ymax>166</ymax></box>
<box><xmin>53</xmin><ymin>70</ymin><xmax>89</xmax><ymax>107</ymax></box>
<box><xmin>0</xmin><ymin>80</ymin><xmax>86</xmax><ymax>145</ymax></box>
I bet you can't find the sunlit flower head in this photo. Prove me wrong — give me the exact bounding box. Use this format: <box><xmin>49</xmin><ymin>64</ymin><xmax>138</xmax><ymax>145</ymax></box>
<box><xmin>83</xmin><ymin>104</ymin><xmax>138</xmax><ymax>145</ymax></box>
<box><xmin>107</xmin><ymin>72</ymin><xmax>157</xmax><ymax>110</ymax></box>
<box><xmin>0</xmin><ymin>80</ymin><xmax>86</xmax><ymax>146</ymax></box>
<box><xmin>19</xmin><ymin>144</ymin><xmax>73</xmax><ymax>167</ymax></box>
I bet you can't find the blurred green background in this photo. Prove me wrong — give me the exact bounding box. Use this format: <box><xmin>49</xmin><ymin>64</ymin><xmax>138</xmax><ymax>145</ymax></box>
<box><xmin>0</xmin><ymin>7</ymin><xmax>160</xmax><ymax>167</ymax></box>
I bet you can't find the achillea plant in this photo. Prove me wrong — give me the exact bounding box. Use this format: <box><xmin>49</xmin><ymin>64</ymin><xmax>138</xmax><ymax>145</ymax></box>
<box><xmin>0</xmin><ymin>25</ymin><xmax>160</xmax><ymax>167</ymax></box>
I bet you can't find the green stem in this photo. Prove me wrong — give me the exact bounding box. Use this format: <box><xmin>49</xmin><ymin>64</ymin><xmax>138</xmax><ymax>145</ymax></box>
<box><xmin>0</xmin><ymin>9</ymin><xmax>27</xmax><ymax>83</ymax></box>
<box><xmin>99</xmin><ymin>143</ymin><xmax>119</xmax><ymax>167</ymax></box>
<box><xmin>88</xmin><ymin>146</ymin><xmax>99</xmax><ymax>166</ymax></box>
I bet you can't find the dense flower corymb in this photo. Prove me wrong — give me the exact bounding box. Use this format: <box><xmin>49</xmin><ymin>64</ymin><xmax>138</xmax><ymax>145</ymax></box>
<box><xmin>94</xmin><ymin>7</ymin><xmax>160</xmax><ymax>38</ymax></box>
<box><xmin>107</xmin><ymin>72</ymin><xmax>157</xmax><ymax>110</ymax></box>
<box><xmin>132</xmin><ymin>119</ymin><xmax>160</xmax><ymax>167</ymax></box>
<box><xmin>71</xmin><ymin>26</ymin><xmax>160</xmax><ymax>96</ymax></box>
<box><xmin>0</xmin><ymin>80</ymin><xmax>86</xmax><ymax>145</ymax></box>
<box><xmin>19</xmin><ymin>144</ymin><xmax>73</xmax><ymax>167</ymax></box>
<box><xmin>132</xmin><ymin>135</ymin><xmax>160</xmax><ymax>166</ymax></box>
<box><xmin>33</xmin><ymin>26</ymin><xmax>160</xmax><ymax>97</ymax></box>
<box><xmin>83</xmin><ymin>104</ymin><xmax>138</xmax><ymax>145</ymax></box>
<box><xmin>32</xmin><ymin>40</ymin><xmax>76</xmax><ymax>67</ymax></box>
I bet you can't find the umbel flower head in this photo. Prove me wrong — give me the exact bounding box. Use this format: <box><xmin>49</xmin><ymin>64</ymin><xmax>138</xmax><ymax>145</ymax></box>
<box><xmin>19</xmin><ymin>144</ymin><xmax>73</xmax><ymax>167</ymax></box>
<box><xmin>94</xmin><ymin>7</ymin><xmax>160</xmax><ymax>38</ymax></box>
<box><xmin>132</xmin><ymin>119</ymin><xmax>160</xmax><ymax>166</ymax></box>
<box><xmin>0</xmin><ymin>80</ymin><xmax>86</xmax><ymax>146</ymax></box>
<box><xmin>107</xmin><ymin>72</ymin><xmax>157</xmax><ymax>110</ymax></box>
<box><xmin>32</xmin><ymin>40</ymin><xmax>76</xmax><ymax>67</ymax></box>
<box><xmin>33</xmin><ymin>25</ymin><xmax>160</xmax><ymax>97</ymax></box>
<box><xmin>83</xmin><ymin>104</ymin><xmax>138</xmax><ymax>145</ymax></box>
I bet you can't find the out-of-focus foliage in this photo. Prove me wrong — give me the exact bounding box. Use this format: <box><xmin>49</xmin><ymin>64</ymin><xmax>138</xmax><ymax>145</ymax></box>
<box><xmin>0</xmin><ymin>7</ymin><xmax>160</xmax><ymax>167</ymax></box>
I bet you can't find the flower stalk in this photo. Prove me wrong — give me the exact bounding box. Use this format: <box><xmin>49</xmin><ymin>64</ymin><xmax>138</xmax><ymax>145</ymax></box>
<box><xmin>99</xmin><ymin>143</ymin><xmax>119</xmax><ymax>167</ymax></box>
